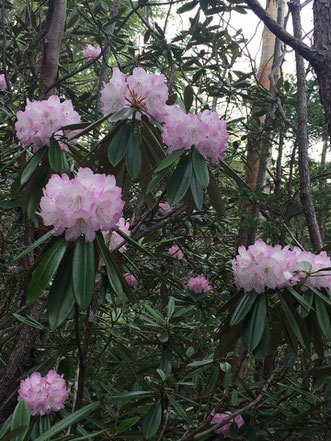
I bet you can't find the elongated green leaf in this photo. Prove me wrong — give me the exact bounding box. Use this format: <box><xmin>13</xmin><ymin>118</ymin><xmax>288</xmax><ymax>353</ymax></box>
<box><xmin>1</xmin><ymin>427</ymin><xmax>28</xmax><ymax>441</ymax></box>
<box><xmin>126</xmin><ymin>131</ymin><xmax>142</xmax><ymax>179</ymax></box>
<box><xmin>167</xmin><ymin>297</ymin><xmax>175</xmax><ymax>319</ymax></box>
<box><xmin>286</xmin><ymin>287</ymin><xmax>314</xmax><ymax>315</ymax></box>
<box><xmin>116</xmin><ymin>229</ymin><xmax>153</xmax><ymax>257</ymax></box>
<box><xmin>142</xmin><ymin>402</ymin><xmax>162</xmax><ymax>439</ymax></box>
<box><xmin>168</xmin><ymin>396</ymin><xmax>192</xmax><ymax>425</ymax></box>
<box><xmin>108</xmin><ymin>124</ymin><xmax>130</xmax><ymax>166</ymax></box>
<box><xmin>14</xmin><ymin>230</ymin><xmax>53</xmax><ymax>261</ymax></box>
<box><xmin>219</xmin><ymin>161</ymin><xmax>250</xmax><ymax>190</ymax></box>
<box><xmin>315</xmin><ymin>295</ymin><xmax>331</xmax><ymax>340</ymax></box>
<box><xmin>95</xmin><ymin>233</ymin><xmax>127</xmax><ymax>304</ymax></box>
<box><xmin>279</xmin><ymin>294</ymin><xmax>306</xmax><ymax>348</ymax></box>
<box><xmin>190</xmin><ymin>173</ymin><xmax>203</xmax><ymax>209</ymax></box>
<box><xmin>207</xmin><ymin>170</ymin><xmax>226</xmax><ymax>216</ymax></box>
<box><xmin>27</xmin><ymin>187</ymin><xmax>43</xmax><ymax>220</ymax></box>
<box><xmin>27</xmin><ymin>238</ymin><xmax>68</xmax><ymax>304</ymax></box>
<box><xmin>115</xmin><ymin>417</ymin><xmax>140</xmax><ymax>435</ymax></box>
<box><xmin>192</xmin><ymin>149</ymin><xmax>209</xmax><ymax>188</ymax></box>
<box><xmin>48</xmin><ymin>140</ymin><xmax>70</xmax><ymax>174</ymax></box>
<box><xmin>252</xmin><ymin>320</ymin><xmax>270</xmax><ymax>360</ymax></box>
<box><xmin>308</xmin><ymin>286</ymin><xmax>331</xmax><ymax>307</ymax></box>
<box><xmin>112</xmin><ymin>391</ymin><xmax>153</xmax><ymax>399</ymax></box>
<box><xmin>10</xmin><ymin>401</ymin><xmax>30</xmax><ymax>441</ymax></box>
<box><xmin>146</xmin><ymin>168</ymin><xmax>168</xmax><ymax>194</ymax></box>
<box><xmin>184</xmin><ymin>85</ymin><xmax>194</xmax><ymax>112</ymax></box>
<box><xmin>154</xmin><ymin>149</ymin><xmax>183</xmax><ymax>173</ymax></box>
<box><xmin>21</xmin><ymin>148</ymin><xmax>46</xmax><ymax>185</ymax></box>
<box><xmin>242</xmin><ymin>294</ymin><xmax>267</xmax><ymax>352</ymax></box>
<box><xmin>0</xmin><ymin>415</ymin><xmax>12</xmax><ymax>440</ymax></box>
<box><xmin>109</xmin><ymin>107</ymin><xmax>134</xmax><ymax>122</ymax></box>
<box><xmin>68</xmin><ymin>112</ymin><xmax>115</xmax><ymax>141</ymax></box>
<box><xmin>230</xmin><ymin>292</ymin><xmax>258</xmax><ymax>327</ymax></box>
<box><xmin>297</xmin><ymin>290</ymin><xmax>315</xmax><ymax>318</ymax></box>
<box><xmin>48</xmin><ymin>248</ymin><xmax>75</xmax><ymax>328</ymax></box>
<box><xmin>12</xmin><ymin>314</ymin><xmax>47</xmax><ymax>331</ymax></box>
<box><xmin>72</xmin><ymin>237</ymin><xmax>96</xmax><ymax>310</ymax></box>
<box><xmin>33</xmin><ymin>403</ymin><xmax>99</xmax><ymax>441</ymax></box>
<box><xmin>167</xmin><ymin>156</ymin><xmax>192</xmax><ymax>206</ymax></box>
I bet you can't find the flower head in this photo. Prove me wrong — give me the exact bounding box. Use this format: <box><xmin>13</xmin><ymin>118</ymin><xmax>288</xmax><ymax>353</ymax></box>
<box><xmin>187</xmin><ymin>275</ymin><xmax>211</xmax><ymax>293</ymax></box>
<box><xmin>168</xmin><ymin>245</ymin><xmax>184</xmax><ymax>260</ymax></box>
<box><xmin>40</xmin><ymin>168</ymin><xmax>124</xmax><ymax>242</ymax></box>
<box><xmin>124</xmin><ymin>272</ymin><xmax>138</xmax><ymax>287</ymax></box>
<box><xmin>211</xmin><ymin>412</ymin><xmax>244</xmax><ymax>438</ymax></box>
<box><xmin>82</xmin><ymin>44</ymin><xmax>101</xmax><ymax>60</ymax></box>
<box><xmin>159</xmin><ymin>202</ymin><xmax>173</xmax><ymax>215</ymax></box>
<box><xmin>18</xmin><ymin>370</ymin><xmax>69</xmax><ymax>416</ymax></box>
<box><xmin>15</xmin><ymin>96</ymin><xmax>81</xmax><ymax>152</ymax></box>
<box><xmin>0</xmin><ymin>74</ymin><xmax>7</xmax><ymax>90</ymax></box>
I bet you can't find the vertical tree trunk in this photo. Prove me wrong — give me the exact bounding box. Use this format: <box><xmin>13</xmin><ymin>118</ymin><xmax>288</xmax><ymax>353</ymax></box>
<box><xmin>40</xmin><ymin>0</ymin><xmax>67</xmax><ymax>98</ymax></box>
<box><xmin>290</xmin><ymin>0</ymin><xmax>323</xmax><ymax>251</ymax></box>
<box><xmin>318</xmin><ymin>138</ymin><xmax>328</xmax><ymax>240</ymax></box>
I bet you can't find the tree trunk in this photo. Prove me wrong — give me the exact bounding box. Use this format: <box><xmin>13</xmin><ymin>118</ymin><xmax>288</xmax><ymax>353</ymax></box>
<box><xmin>40</xmin><ymin>0</ymin><xmax>67</xmax><ymax>98</ymax></box>
<box><xmin>290</xmin><ymin>0</ymin><xmax>323</xmax><ymax>251</ymax></box>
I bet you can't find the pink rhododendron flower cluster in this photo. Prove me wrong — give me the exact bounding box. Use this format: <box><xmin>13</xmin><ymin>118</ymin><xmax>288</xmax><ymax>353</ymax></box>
<box><xmin>18</xmin><ymin>370</ymin><xmax>69</xmax><ymax>416</ymax></box>
<box><xmin>103</xmin><ymin>217</ymin><xmax>131</xmax><ymax>253</ymax></box>
<box><xmin>15</xmin><ymin>96</ymin><xmax>81</xmax><ymax>152</ymax></box>
<box><xmin>159</xmin><ymin>202</ymin><xmax>173</xmax><ymax>215</ymax></box>
<box><xmin>0</xmin><ymin>74</ymin><xmax>7</xmax><ymax>90</ymax></box>
<box><xmin>232</xmin><ymin>240</ymin><xmax>331</xmax><ymax>293</ymax></box>
<box><xmin>100</xmin><ymin>67</ymin><xmax>169</xmax><ymax>122</ymax></box>
<box><xmin>211</xmin><ymin>412</ymin><xmax>244</xmax><ymax>438</ymax></box>
<box><xmin>82</xmin><ymin>44</ymin><xmax>102</xmax><ymax>60</ymax></box>
<box><xmin>40</xmin><ymin>168</ymin><xmax>124</xmax><ymax>242</ymax></box>
<box><xmin>124</xmin><ymin>272</ymin><xmax>138</xmax><ymax>287</ymax></box>
<box><xmin>168</xmin><ymin>245</ymin><xmax>184</xmax><ymax>260</ymax></box>
<box><xmin>187</xmin><ymin>275</ymin><xmax>211</xmax><ymax>293</ymax></box>
<box><xmin>162</xmin><ymin>105</ymin><xmax>228</xmax><ymax>163</ymax></box>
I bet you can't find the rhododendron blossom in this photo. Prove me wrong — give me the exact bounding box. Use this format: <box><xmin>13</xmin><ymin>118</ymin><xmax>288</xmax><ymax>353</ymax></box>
<box><xmin>83</xmin><ymin>44</ymin><xmax>101</xmax><ymax>60</ymax></box>
<box><xmin>211</xmin><ymin>412</ymin><xmax>244</xmax><ymax>438</ymax></box>
<box><xmin>187</xmin><ymin>275</ymin><xmax>211</xmax><ymax>293</ymax></box>
<box><xmin>124</xmin><ymin>272</ymin><xmax>138</xmax><ymax>287</ymax></box>
<box><xmin>18</xmin><ymin>370</ymin><xmax>69</xmax><ymax>416</ymax></box>
<box><xmin>232</xmin><ymin>240</ymin><xmax>331</xmax><ymax>293</ymax></box>
<box><xmin>168</xmin><ymin>245</ymin><xmax>184</xmax><ymax>260</ymax></box>
<box><xmin>103</xmin><ymin>217</ymin><xmax>131</xmax><ymax>253</ymax></box>
<box><xmin>159</xmin><ymin>202</ymin><xmax>173</xmax><ymax>215</ymax></box>
<box><xmin>100</xmin><ymin>67</ymin><xmax>169</xmax><ymax>122</ymax></box>
<box><xmin>15</xmin><ymin>96</ymin><xmax>81</xmax><ymax>152</ymax></box>
<box><xmin>162</xmin><ymin>105</ymin><xmax>228</xmax><ymax>163</ymax></box>
<box><xmin>0</xmin><ymin>74</ymin><xmax>7</xmax><ymax>90</ymax></box>
<box><xmin>40</xmin><ymin>168</ymin><xmax>124</xmax><ymax>242</ymax></box>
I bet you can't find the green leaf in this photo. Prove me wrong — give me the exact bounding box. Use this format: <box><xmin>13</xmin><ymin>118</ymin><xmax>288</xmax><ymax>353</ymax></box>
<box><xmin>115</xmin><ymin>417</ymin><xmax>140</xmax><ymax>435</ymax></box>
<box><xmin>154</xmin><ymin>149</ymin><xmax>184</xmax><ymax>173</ymax></box>
<box><xmin>168</xmin><ymin>396</ymin><xmax>192</xmax><ymax>425</ymax></box>
<box><xmin>219</xmin><ymin>161</ymin><xmax>250</xmax><ymax>190</ymax></box>
<box><xmin>12</xmin><ymin>314</ymin><xmax>47</xmax><ymax>331</ymax></box>
<box><xmin>67</xmin><ymin>112</ymin><xmax>117</xmax><ymax>141</ymax></box>
<box><xmin>108</xmin><ymin>124</ymin><xmax>130</xmax><ymax>166</ymax></box>
<box><xmin>33</xmin><ymin>403</ymin><xmax>99</xmax><ymax>441</ymax></box>
<box><xmin>21</xmin><ymin>148</ymin><xmax>46</xmax><ymax>185</ymax></box>
<box><xmin>299</xmin><ymin>260</ymin><xmax>312</xmax><ymax>272</ymax></box>
<box><xmin>112</xmin><ymin>391</ymin><xmax>154</xmax><ymax>400</ymax></box>
<box><xmin>207</xmin><ymin>170</ymin><xmax>226</xmax><ymax>216</ymax></box>
<box><xmin>230</xmin><ymin>292</ymin><xmax>258</xmax><ymax>327</ymax></box>
<box><xmin>0</xmin><ymin>415</ymin><xmax>12</xmax><ymax>440</ymax></box>
<box><xmin>13</xmin><ymin>230</ymin><xmax>53</xmax><ymax>261</ymax></box>
<box><xmin>192</xmin><ymin>149</ymin><xmax>209</xmax><ymax>188</ymax></box>
<box><xmin>126</xmin><ymin>131</ymin><xmax>142</xmax><ymax>179</ymax></box>
<box><xmin>205</xmin><ymin>366</ymin><xmax>220</xmax><ymax>395</ymax></box>
<box><xmin>10</xmin><ymin>401</ymin><xmax>30</xmax><ymax>441</ymax></box>
<box><xmin>252</xmin><ymin>320</ymin><xmax>270</xmax><ymax>360</ymax></box>
<box><xmin>167</xmin><ymin>156</ymin><xmax>192</xmax><ymax>206</ymax></box>
<box><xmin>184</xmin><ymin>85</ymin><xmax>194</xmax><ymax>112</ymax></box>
<box><xmin>146</xmin><ymin>168</ymin><xmax>168</xmax><ymax>194</ymax></box>
<box><xmin>308</xmin><ymin>286</ymin><xmax>331</xmax><ymax>307</ymax></box>
<box><xmin>27</xmin><ymin>187</ymin><xmax>43</xmax><ymax>220</ymax></box>
<box><xmin>279</xmin><ymin>294</ymin><xmax>306</xmax><ymax>348</ymax></box>
<box><xmin>142</xmin><ymin>402</ymin><xmax>162</xmax><ymax>439</ymax></box>
<box><xmin>190</xmin><ymin>172</ymin><xmax>203</xmax><ymax>209</ymax></box>
<box><xmin>286</xmin><ymin>286</ymin><xmax>314</xmax><ymax>315</ymax></box>
<box><xmin>27</xmin><ymin>238</ymin><xmax>68</xmax><ymax>304</ymax></box>
<box><xmin>96</xmin><ymin>233</ymin><xmax>127</xmax><ymax>304</ymax></box>
<box><xmin>242</xmin><ymin>294</ymin><xmax>267</xmax><ymax>352</ymax></box>
<box><xmin>177</xmin><ymin>0</ymin><xmax>198</xmax><ymax>13</ymax></box>
<box><xmin>315</xmin><ymin>295</ymin><xmax>331</xmax><ymax>340</ymax></box>
<box><xmin>109</xmin><ymin>107</ymin><xmax>134</xmax><ymax>122</ymax></box>
<box><xmin>48</xmin><ymin>248</ymin><xmax>75</xmax><ymax>328</ymax></box>
<box><xmin>167</xmin><ymin>297</ymin><xmax>175</xmax><ymax>319</ymax></box>
<box><xmin>48</xmin><ymin>140</ymin><xmax>69</xmax><ymax>174</ymax></box>
<box><xmin>72</xmin><ymin>237</ymin><xmax>96</xmax><ymax>310</ymax></box>
<box><xmin>0</xmin><ymin>427</ymin><xmax>29</xmax><ymax>441</ymax></box>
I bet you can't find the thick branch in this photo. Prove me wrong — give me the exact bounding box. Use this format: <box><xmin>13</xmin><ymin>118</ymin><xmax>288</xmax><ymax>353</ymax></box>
<box><xmin>244</xmin><ymin>0</ymin><xmax>321</xmax><ymax>67</ymax></box>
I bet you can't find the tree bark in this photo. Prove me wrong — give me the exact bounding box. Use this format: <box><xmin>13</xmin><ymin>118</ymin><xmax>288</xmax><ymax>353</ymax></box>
<box><xmin>290</xmin><ymin>0</ymin><xmax>323</xmax><ymax>251</ymax></box>
<box><xmin>40</xmin><ymin>0</ymin><xmax>67</xmax><ymax>98</ymax></box>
